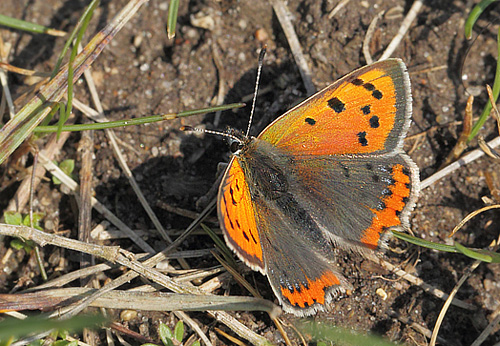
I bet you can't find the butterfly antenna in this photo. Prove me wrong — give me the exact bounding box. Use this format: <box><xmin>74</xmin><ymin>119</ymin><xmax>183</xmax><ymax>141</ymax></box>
<box><xmin>181</xmin><ymin>126</ymin><xmax>242</xmax><ymax>144</ymax></box>
<box><xmin>245</xmin><ymin>45</ymin><xmax>267</xmax><ymax>137</ymax></box>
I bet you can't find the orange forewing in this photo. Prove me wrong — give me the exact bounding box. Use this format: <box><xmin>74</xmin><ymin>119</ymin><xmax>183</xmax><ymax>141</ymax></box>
<box><xmin>217</xmin><ymin>157</ymin><xmax>265</xmax><ymax>272</ymax></box>
<box><xmin>259</xmin><ymin>60</ymin><xmax>408</xmax><ymax>156</ymax></box>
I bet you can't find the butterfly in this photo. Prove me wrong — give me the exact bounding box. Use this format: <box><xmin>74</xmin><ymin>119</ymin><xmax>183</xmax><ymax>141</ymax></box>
<box><xmin>216</xmin><ymin>58</ymin><xmax>420</xmax><ymax>316</ymax></box>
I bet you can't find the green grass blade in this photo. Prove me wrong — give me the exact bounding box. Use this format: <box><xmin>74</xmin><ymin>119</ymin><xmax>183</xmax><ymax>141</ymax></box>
<box><xmin>51</xmin><ymin>0</ymin><xmax>101</xmax><ymax>80</ymax></box>
<box><xmin>0</xmin><ymin>314</ymin><xmax>107</xmax><ymax>342</ymax></box>
<box><xmin>167</xmin><ymin>0</ymin><xmax>180</xmax><ymax>39</ymax></box>
<box><xmin>464</xmin><ymin>0</ymin><xmax>499</xmax><ymax>40</ymax></box>
<box><xmin>0</xmin><ymin>0</ymin><xmax>149</xmax><ymax>165</ymax></box>
<box><xmin>33</xmin><ymin>103</ymin><xmax>245</xmax><ymax>133</ymax></box>
<box><xmin>391</xmin><ymin>230</ymin><xmax>459</xmax><ymax>253</ymax></box>
<box><xmin>0</xmin><ymin>14</ymin><xmax>65</xmax><ymax>36</ymax></box>
<box><xmin>454</xmin><ymin>242</ymin><xmax>500</xmax><ymax>263</ymax></box>
<box><xmin>468</xmin><ymin>25</ymin><xmax>500</xmax><ymax>142</ymax></box>
<box><xmin>393</xmin><ymin>231</ymin><xmax>500</xmax><ymax>263</ymax></box>
<box><xmin>60</xmin><ymin>0</ymin><xmax>100</xmax><ymax>138</ymax></box>
<box><xmin>300</xmin><ymin>321</ymin><xmax>397</xmax><ymax>346</ymax></box>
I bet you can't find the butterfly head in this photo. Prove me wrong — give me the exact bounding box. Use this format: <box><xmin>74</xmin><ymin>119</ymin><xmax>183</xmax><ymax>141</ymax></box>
<box><xmin>225</xmin><ymin>128</ymin><xmax>254</xmax><ymax>156</ymax></box>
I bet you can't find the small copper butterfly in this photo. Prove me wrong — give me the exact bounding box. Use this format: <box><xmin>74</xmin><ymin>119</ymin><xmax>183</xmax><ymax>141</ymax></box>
<box><xmin>216</xmin><ymin>58</ymin><xmax>420</xmax><ymax>316</ymax></box>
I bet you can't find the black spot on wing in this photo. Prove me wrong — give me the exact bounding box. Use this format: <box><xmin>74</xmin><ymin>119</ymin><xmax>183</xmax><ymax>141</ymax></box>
<box><xmin>372</xmin><ymin>90</ymin><xmax>383</xmax><ymax>100</ymax></box>
<box><xmin>249</xmin><ymin>231</ymin><xmax>258</xmax><ymax>244</ymax></box>
<box><xmin>363</xmin><ymin>83</ymin><xmax>375</xmax><ymax>91</ymax></box>
<box><xmin>242</xmin><ymin>231</ymin><xmax>250</xmax><ymax>241</ymax></box>
<box><xmin>352</xmin><ymin>78</ymin><xmax>364</xmax><ymax>86</ymax></box>
<box><xmin>223</xmin><ymin>195</ymin><xmax>235</xmax><ymax>230</ymax></box>
<box><xmin>305</xmin><ymin>117</ymin><xmax>316</xmax><ymax>125</ymax></box>
<box><xmin>361</xmin><ymin>82</ymin><xmax>383</xmax><ymax>100</ymax></box>
<box><xmin>361</xmin><ymin>105</ymin><xmax>371</xmax><ymax>115</ymax></box>
<box><xmin>357</xmin><ymin>132</ymin><xmax>368</xmax><ymax>146</ymax></box>
<box><xmin>370</xmin><ymin>116</ymin><xmax>380</xmax><ymax>128</ymax></box>
<box><xmin>328</xmin><ymin>97</ymin><xmax>345</xmax><ymax>113</ymax></box>
<box><xmin>229</xmin><ymin>186</ymin><xmax>237</xmax><ymax>205</ymax></box>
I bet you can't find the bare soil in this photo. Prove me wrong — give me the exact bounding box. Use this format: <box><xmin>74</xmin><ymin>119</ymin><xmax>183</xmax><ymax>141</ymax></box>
<box><xmin>1</xmin><ymin>0</ymin><xmax>500</xmax><ymax>345</ymax></box>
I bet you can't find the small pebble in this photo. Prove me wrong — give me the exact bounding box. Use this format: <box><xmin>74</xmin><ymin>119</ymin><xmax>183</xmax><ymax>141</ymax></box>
<box><xmin>158</xmin><ymin>2</ymin><xmax>168</xmax><ymax>11</ymax></box>
<box><xmin>238</xmin><ymin>19</ymin><xmax>247</xmax><ymax>30</ymax></box>
<box><xmin>133</xmin><ymin>34</ymin><xmax>143</xmax><ymax>48</ymax></box>
<box><xmin>190</xmin><ymin>12</ymin><xmax>215</xmax><ymax>31</ymax></box>
<box><xmin>255</xmin><ymin>28</ymin><xmax>269</xmax><ymax>42</ymax></box>
<box><xmin>376</xmin><ymin>288</ymin><xmax>388</xmax><ymax>300</ymax></box>
<box><xmin>120</xmin><ymin>310</ymin><xmax>138</xmax><ymax>321</ymax></box>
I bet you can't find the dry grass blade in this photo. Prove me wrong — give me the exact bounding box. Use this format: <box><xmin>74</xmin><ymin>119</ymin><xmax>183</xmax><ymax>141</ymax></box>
<box><xmin>0</xmin><ymin>223</ymin><xmax>279</xmax><ymax>317</ymax></box>
<box><xmin>79</xmin><ymin>56</ymin><xmax>189</xmax><ymax>269</ymax></box>
<box><xmin>38</xmin><ymin>152</ymin><xmax>156</xmax><ymax>253</ymax></box>
<box><xmin>379</xmin><ymin>0</ymin><xmax>424</xmax><ymax>60</ymax></box>
<box><xmin>450</xmin><ymin>205</ymin><xmax>500</xmax><ymax>237</ymax></box>
<box><xmin>0</xmin><ymin>288</ymin><xmax>277</xmax><ymax>314</ymax></box>
<box><xmin>363</xmin><ymin>10</ymin><xmax>385</xmax><ymax>64</ymax></box>
<box><xmin>430</xmin><ymin>260</ymin><xmax>481</xmax><ymax>346</ymax></box>
<box><xmin>77</xmin><ymin>120</ymin><xmax>94</xmax><ymax>279</ymax></box>
<box><xmin>381</xmin><ymin>259</ymin><xmax>476</xmax><ymax>310</ymax></box>
<box><xmin>0</xmin><ymin>40</ymin><xmax>15</xmax><ymax>118</ymax></box>
<box><xmin>440</xmin><ymin>95</ymin><xmax>474</xmax><ymax>168</ymax></box>
<box><xmin>479</xmin><ymin>137</ymin><xmax>500</xmax><ymax>159</ymax></box>
<box><xmin>487</xmin><ymin>84</ymin><xmax>500</xmax><ymax>134</ymax></box>
<box><xmin>328</xmin><ymin>0</ymin><xmax>352</xmax><ymax>19</ymax></box>
<box><xmin>420</xmin><ymin>135</ymin><xmax>500</xmax><ymax>189</ymax></box>
<box><xmin>269</xmin><ymin>0</ymin><xmax>315</xmax><ymax>95</ymax></box>
<box><xmin>470</xmin><ymin>310</ymin><xmax>500</xmax><ymax>346</ymax></box>
<box><xmin>6</xmin><ymin>118</ymin><xmax>73</xmax><ymax>212</ymax></box>
<box><xmin>174</xmin><ymin>311</ymin><xmax>213</xmax><ymax>346</ymax></box>
<box><xmin>0</xmin><ymin>0</ymin><xmax>148</xmax><ymax>164</ymax></box>
<box><xmin>31</xmin><ymin>197</ymin><xmax>274</xmax><ymax>345</ymax></box>
<box><xmin>479</xmin><ymin>85</ymin><xmax>500</xmax><ymax>158</ymax></box>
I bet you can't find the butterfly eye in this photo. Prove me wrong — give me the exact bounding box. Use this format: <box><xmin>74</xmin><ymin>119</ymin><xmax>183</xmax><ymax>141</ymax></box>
<box><xmin>230</xmin><ymin>141</ymin><xmax>242</xmax><ymax>153</ymax></box>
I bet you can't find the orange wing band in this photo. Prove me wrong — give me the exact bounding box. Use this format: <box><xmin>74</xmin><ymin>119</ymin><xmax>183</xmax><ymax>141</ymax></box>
<box><xmin>361</xmin><ymin>164</ymin><xmax>412</xmax><ymax>248</ymax></box>
<box><xmin>281</xmin><ymin>271</ymin><xmax>341</xmax><ymax>308</ymax></box>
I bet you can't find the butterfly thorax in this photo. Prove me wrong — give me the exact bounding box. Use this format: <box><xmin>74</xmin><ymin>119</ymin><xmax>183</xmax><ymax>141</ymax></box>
<box><xmin>235</xmin><ymin>138</ymin><xmax>292</xmax><ymax>201</ymax></box>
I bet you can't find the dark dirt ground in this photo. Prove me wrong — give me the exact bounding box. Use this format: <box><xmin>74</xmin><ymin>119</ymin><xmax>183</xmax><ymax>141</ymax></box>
<box><xmin>1</xmin><ymin>0</ymin><xmax>500</xmax><ymax>345</ymax></box>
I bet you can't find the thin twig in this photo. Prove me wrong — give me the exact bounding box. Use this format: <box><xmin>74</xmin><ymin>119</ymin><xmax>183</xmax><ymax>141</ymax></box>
<box><xmin>6</xmin><ymin>118</ymin><xmax>75</xmax><ymax>213</ymax></box>
<box><xmin>0</xmin><ymin>38</ymin><xmax>15</xmax><ymax>118</ymax></box>
<box><xmin>379</xmin><ymin>0</ymin><xmax>424</xmax><ymax>61</ymax></box>
<box><xmin>77</xmin><ymin>117</ymin><xmax>95</xmax><ymax>283</ymax></box>
<box><xmin>0</xmin><ymin>224</ymin><xmax>121</xmax><ymax>262</ymax></box>
<box><xmin>38</xmin><ymin>152</ymin><xmax>156</xmax><ymax>253</ymax></box>
<box><xmin>269</xmin><ymin>0</ymin><xmax>315</xmax><ymax>94</ymax></box>
<box><xmin>421</xmin><ymin>136</ymin><xmax>500</xmax><ymax>189</ymax></box>
<box><xmin>430</xmin><ymin>260</ymin><xmax>481</xmax><ymax>346</ymax></box>
<box><xmin>470</xmin><ymin>309</ymin><xmax>500</xmax><ymax>346</ymax></box>
<box><xmin>327</xmin><ymin>0</ymin><xmax>352</xmax><ymax>19</ymax></box>
<box><xmin>363</xmin><ymin>10</ymin><xmax>385</xmax><ymax>64</ymax></box>
<box><xmin>174</xmin><ymin>311</ymin><xmax>213</xmax><ymax>346</ymax></box>
<box><xmin>79</xmin><ymin>65</ymin><xmax>179</xmax><ymax>256</ymax></box>
<box><xmin>381</xmin><ymin>259</ymin><xmax>476</xmax><ymax>310</ymax></box>
<box><xmin>71</xmin><ymin>98</ymin><xmax>188</xmax><ymax>269</ymax></box>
